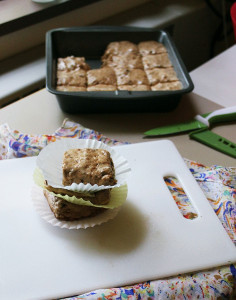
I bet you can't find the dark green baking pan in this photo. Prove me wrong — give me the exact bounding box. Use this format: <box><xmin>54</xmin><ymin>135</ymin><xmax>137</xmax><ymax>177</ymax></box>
<box><xmin>46</xmin><ymin>26</ymin><xmax>194</xmax><ymax>114</ymax></box>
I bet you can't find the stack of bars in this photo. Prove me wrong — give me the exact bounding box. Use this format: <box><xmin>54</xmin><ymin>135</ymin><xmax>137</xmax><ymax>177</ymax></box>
<box><xmin>56</xmin><ymin>41</ymin><xmax>183</xmax><ymax>92</ymax></box>
<box><xmin>44</xmin><ymin>148</ymin><xmax>117</xmax><ymax>221</ymax></box>
<box><xmin>56</xmin><ymin>57</ymin><xmax>90</xmax><ymax>92</ymax></box>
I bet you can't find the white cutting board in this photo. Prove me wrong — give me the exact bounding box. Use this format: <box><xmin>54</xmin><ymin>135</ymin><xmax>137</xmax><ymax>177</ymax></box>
<box><xmin>0</xmin><ymin>140</ymin><xmax>235</xmax><ymax>300</ymax></box>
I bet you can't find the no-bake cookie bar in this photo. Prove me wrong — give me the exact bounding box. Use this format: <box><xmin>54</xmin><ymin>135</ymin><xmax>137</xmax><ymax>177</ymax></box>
<box><xmin>87</xmin><ymin>67</ymin><xmax>117</xmax><ymax>91</ymax></box>
<box><xmin>138</xmin><ymin>41</ymin><xmax>167</xmax><ymax>56</ymax></box>
<box><xmin>145</xmin><ymin>67</ymin><xmax>179</xmax><ymax>85</ymax></box>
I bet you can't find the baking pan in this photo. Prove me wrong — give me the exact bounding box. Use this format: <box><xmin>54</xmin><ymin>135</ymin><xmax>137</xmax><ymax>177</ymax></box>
<box><xmin>46</xmin><ymin>26</ymin><xmax>194</xmax><ymax>113</ymax></box>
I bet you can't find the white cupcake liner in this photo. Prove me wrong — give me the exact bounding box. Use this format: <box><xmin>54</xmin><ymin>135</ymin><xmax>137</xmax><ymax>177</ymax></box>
<box><xmin>33</xmin><ymin>168</ymin><xmax>128</xmax><ymax>209</ymax></box>
<box><xmin>31</xmin><ymin>185</ymin><xmax>121</xmax><ymax>229</ymax></box>
<box><xmin>36</xmin><ymin>138</ymin><xmax>131</xmax><ymax>193</ymax></box>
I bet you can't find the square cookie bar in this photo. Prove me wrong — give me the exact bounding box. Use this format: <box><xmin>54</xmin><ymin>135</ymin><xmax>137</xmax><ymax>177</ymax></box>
<box><xmin>87</xmin><ymin>67</ymin><xmax>117</xmax><ymax>91</ymax></box>
<box><xmin>102</xmin><ymin>41</ymin><xmax>139</xmax><ymax>60</ymax></box>
<box><xmin>62</xmin><ymin>148</ymin><xmax>117</xmax><ymax>186</ymax></box>
<box><xmin>102</xmin><ymin>53</ymin><xmax>144</xmax><ymax>70</ymax></box>
<box><xmin>142</xmin><ymin>53</ymin><xmax>172</xmax><ymax>69</ymax></box>
<box><xmin>44</xmin><ymin>189</ymin><xmax>107</xmax><ymax>221</ymax></box>
<box><xmin>115</xmin><ymin>68</ymin><xmax>149</xmax><ymax>86</ymax></box>
<box><xmin>151</xmin><ymin>81</ymin><xmax>182</xmax><ymax>91</ymax></box>
<box><xmin>145</xmin><ymin>67</ymin><xmax>179</xmax><ymax>85</ymax></box>
<box><xmin>87</xmin><ymin>85</ymin><xmax>117</xmax><ymax>91</ymax></box>
<box><xmin>138</xmin><ymin>41</ymin><xmax>167</xmax><ymax>56</ymax></box>
<box><xmin>57</xmin><ymin>69</ymin><xmax>87</xmax><ymax>87</ymax></box>
<box><xmin>57</xmin><ymin>56</ymin><xmax>90</xmax><ymax>71</ymax></box>
<box><xmin>56</xmin><ymin>86</ymin><xmax>86</xmax><ymax>91</ymax></box>
<box><xmin>118</xmin><ymin>85</ymin><xmax>150</xmax><ymax>91</ymax></box>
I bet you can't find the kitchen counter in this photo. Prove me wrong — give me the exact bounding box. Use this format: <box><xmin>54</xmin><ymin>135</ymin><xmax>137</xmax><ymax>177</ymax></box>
<box><xmin>0</xmin><ymin>85</ymin><xmax>235</xmax><ymax>166</ymax></box>
<box><xmin>190</xmin><ymin>45</ymin><xmax>236</xmax><ymax>108</ymax></box>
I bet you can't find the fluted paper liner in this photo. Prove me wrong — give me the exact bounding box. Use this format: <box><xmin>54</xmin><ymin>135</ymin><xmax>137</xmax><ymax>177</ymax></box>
<box><xmin>31</xmin><ymin>185</ymin><xmax>121</xmax><ymax>229</ymax></box>
<box><xmin>34</xmin><ymin>167</ymin><xmax>128</xmax><ymax>209</ymax></box>
<box><xmin>36</xmin><ymin>138</ymin><xmax>131</xmax><ymax>193</ymax></box>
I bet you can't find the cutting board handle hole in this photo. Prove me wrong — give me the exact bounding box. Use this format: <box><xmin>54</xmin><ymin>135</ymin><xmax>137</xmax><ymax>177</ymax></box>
<box><xmin>164</xmin><ymin>176</ymin><xmax>198</xmax><ymax>219</ymax></box>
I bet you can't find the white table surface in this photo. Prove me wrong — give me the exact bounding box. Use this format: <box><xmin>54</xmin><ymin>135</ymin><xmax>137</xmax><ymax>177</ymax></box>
<box><xmin>190</xmin><ymin>45</ymin><xmax>236</xmax><ymax>107</ymax></box>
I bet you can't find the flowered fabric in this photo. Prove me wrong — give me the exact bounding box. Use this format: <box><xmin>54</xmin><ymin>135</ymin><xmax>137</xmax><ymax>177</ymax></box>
<box><xmin>0</xmin><ymin>119</ymin><xmax>127</xmax><ymax>160</ymax></box>
<box><xmin>0</xmin><ymin>119</ymin><xmax>235</xmax><ymax>300</ymax></box>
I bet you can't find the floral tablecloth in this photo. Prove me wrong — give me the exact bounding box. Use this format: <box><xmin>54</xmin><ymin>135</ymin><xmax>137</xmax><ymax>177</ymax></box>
<box><xmin>0</xmin><ymin>119</ymin><xmax>235</xmax><ymax>299</ymax></box>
